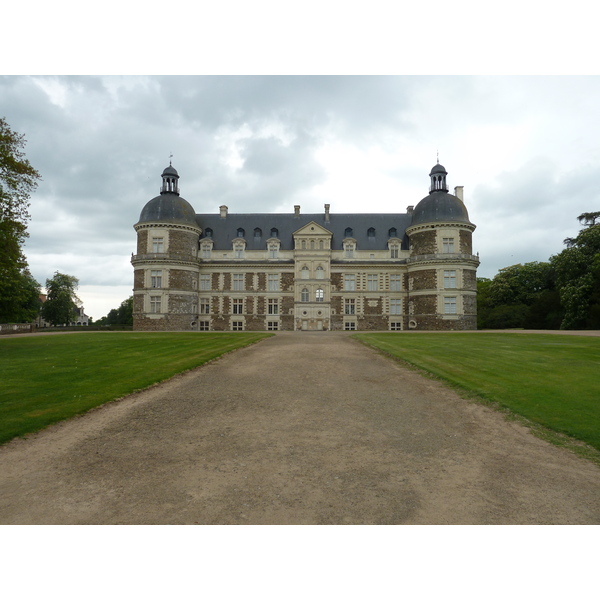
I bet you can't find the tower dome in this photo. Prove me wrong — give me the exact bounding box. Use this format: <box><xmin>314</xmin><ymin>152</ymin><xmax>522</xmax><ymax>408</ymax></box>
<box><xmin>136</xmin><ymin>164</ymin><xmax>198</xmax><ymax>227</ymax></box>
<box><xmin>411</xmin><ymin>163</ymin><xmax>472</xmax><ymax>226</ymax></box>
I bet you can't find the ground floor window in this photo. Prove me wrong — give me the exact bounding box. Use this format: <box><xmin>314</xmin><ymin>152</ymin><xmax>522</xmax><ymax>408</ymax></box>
<box><xmin>444</xmin><ymin>296</ymin><xmax>457</xmax><ymax>314</ymax></box>
<box><xmin>267</xmin><ymin>321</ymin><xmax>279</xmax><ymax>331</ymax></box>
<box><xmin>390</xmin><ymin>322</ymin><xmax>402</xmax><ymax>331</ymax></box>
<box><xmin>344</xmin><ymin>322</ymin><xmax>356</xmax><ymax>331</ymax></box>
<box><xmin>198</xmin><ymin>321</ymin><xmax>210</xmax><ymax>331</ymax></box>
<box><xmin>150</xmin><ymin>296</ymin><xmax>161</xmax><ymax>313</ymax></box>
<box><xmin>232</xmin><ymin>321</ymin><xmax>244</xmax><ymax>331</ymax></box>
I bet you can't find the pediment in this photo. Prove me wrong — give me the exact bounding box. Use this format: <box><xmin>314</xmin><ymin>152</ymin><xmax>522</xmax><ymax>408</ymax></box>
<box><xmin>293</xmin><ymin>221</ymin><xmax>333</xmax><ymax>237</ymax></box>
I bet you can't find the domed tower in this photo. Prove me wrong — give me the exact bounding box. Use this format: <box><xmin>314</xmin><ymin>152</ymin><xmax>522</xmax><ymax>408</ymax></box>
<box><xmin>132</xmin><ymin>164</ymin><xmax>202</xmax><ymax>330</ymax></box>
<box><xmin>405</xmin><ymin>163</ymin><xmax>479</xmax><ymax>330</ymax></box>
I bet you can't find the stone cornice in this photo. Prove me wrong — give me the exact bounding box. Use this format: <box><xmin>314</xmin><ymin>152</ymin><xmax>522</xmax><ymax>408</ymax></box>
<box><xmin>405</xmin><ymin>222</ymin><xmax>476</xmax><ymax>236</ymax></box>
<box><xmin>134</xmin><ymin>221</ymin><xmax>201</xmax><ymax>234</ymax></box>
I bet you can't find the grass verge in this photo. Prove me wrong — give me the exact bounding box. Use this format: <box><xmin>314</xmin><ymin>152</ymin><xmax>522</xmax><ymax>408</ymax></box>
<box><xmin>354</xmin><ymin>332</ymin><xmax>600</xmax><ymax>464</ymax></box>
<box><xmin>0</xmin><ymin>331</ymin><xmax>272</xmax><ymax>445</ymax></box>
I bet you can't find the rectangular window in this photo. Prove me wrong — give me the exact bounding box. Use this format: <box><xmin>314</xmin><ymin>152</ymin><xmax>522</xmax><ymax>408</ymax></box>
<box><xmin>268</xmin><ymin>274</ymin><xmax>279</xmax><ymax>291</ymax></box>
<box><xmin>150</xmin><ymin>270</ymin><xmax>162</xmax><ymax>288</ymax></box>
<box><xmin>344</xmin><ymin>298</ymin><xmax>355</xmax><ymax>315</ymax></box>
<box><xmin>267</xmin><ymin>321</ymin><xmax>279</xmax><ymax>331</ymax></box>
<box><xmin>267</xmin><ymin>299</ymin><xmax>279</xmax><ymax>315</ymax></box>
<box><xmin>200</xmin><ymin>299</ymin><xmax>210</xmax><ymax>314</ymax></box>
<box><xmin>344</xmin><ymin>274</ymin><xmax>355</xmax><ymax>291</ymax></box>
<box><xmin>232</xmin><ymin>299</ymin><xmax>244</xmax><ymax>314</ymax></box>
<box><xmin>202</xmin><ymin>247</ymin><xmax>211</xmax><ymax>259</ymax></box>
<box><xmin>269</xmin><ymin>244</ymin><xmax>278</xmax><ymax>259</ymax></box>
<box><xmin>390</xmin><ymin>274</ymin><xmax>401</xmax><ymax>291</ymax></box>
<box><xmin>198</xmin><ymin>321</ymin><xmax>210</xmax><ymax>331</ymax></box>
<box><xmin>367</xmin><ymin>274</ymin><xmax>378</xmax><ymax>291</ymax></box>
<box><xmin>390</xmin><ymin>246</ymin><xmax>399</xmax><ymax>258</ymax></box>
<box><xmin>444</xmin><ymin>270</ymin><xmax>457</xmax><ymax>288</ymax></box>
<box><xmin>232</xmin><ymin>321</ymin><xmax>243</xmax><ymax>331</ymax></box>
<box><xmin>390</xmin><ymin>299</ymin><xmax>402</xmax><ymax>315</ymax></box>
<box><xmin>150</xmin><ymin>296</ymin><xmax>161</xmax><ymax>313</ymax></box>
<box><xmin>443</xmin><ymin>237</ymin><xmax>455</xmax><ymax>253</ymax></box>
<box><xmin>444</xmin><ymin>296</ymin><xmax>457</xmax><ymax>314</ymax></box>
<box><xmin>344</xmin><ymin>322</ymin><xmax>356</xmax><ymax>331</ymax></box>
<box><xmin>200</xmin><ymin>274</ymin><xmax>211</xmax><ymax>290</ymax></box>
<box><xmin>345</xmin><ymin>244</ymin><xmax>354</xmax><ymax>258</ymax></box>
<box><xmin>233</xmin><ymin>273</ymin><xmax>244</xmax><ymax>291</ymax></box>
<box><xmin>390</xmin><ymin>322</ymin><xmax>402</xmax><ymax>331</ymax></box>
<box><xmin>152</xmin><ymin>237</ymin><xmax>164</xmax><ymax>253</ymax></box>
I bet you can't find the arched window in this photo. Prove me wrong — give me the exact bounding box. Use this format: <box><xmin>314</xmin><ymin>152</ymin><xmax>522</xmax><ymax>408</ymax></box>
<box><xmin>204</xmin><ymin>228</ymin><xmax>212</xmax><ymax>238</ymax></box>
<box><xmin>254</xmin><ymin>228</ymin><xmax>262</xmax><ymax>239</ymax></box>
<box><xmin>345</xmin><ymin>227</ymin><xmax>353</xmax><ymax>238</ymax></box>
<box><xmin>301</xmin><ymin>265</ymin><xmax>309</xmax><ymax>279</ymax></box>
<box><xmin>301</xmin><ymin>240</ymin><xmax>306</xmax><ymax>249</ymax></box>
<box><xmin>270</xmin><ymin>227</ymin><xmax>279</xmax><ymax>238</ymax></box>
<box><xmin>316</xmin><ymin>266</ymin><xmax>324</xmax><ymax>279</ymax></box>
<box><xmin>316</xmin><ymin>288</ymin><xmax>324</xmax><ymax>302</ymax></box>
<box><xmin>367</xmin><ymin>227</ymin><xmax>376</xmax><ymax>238</ymax></box>
<box><xmin>310</xmin><ymin>239</ymin><xmax>315</xmax><ymax>250</ymax></box>
<box><xmin>237</xmin><ymin>228</ymin><xmax>245</xmax><ymax>238</ymax></box>
<box><xmin>301</xmin><ymin>288</ymin><xmax>309</xmax><ymax>302</ymax></box>
<box><xmin>388</xmin><ymin>227</ymin><xmax>397</xmax><ymax>238</ymax></box>
<box><xmin>319</xmin><ymin>239</ymin><xmax>324</xmax><ymax>250</ymax></box>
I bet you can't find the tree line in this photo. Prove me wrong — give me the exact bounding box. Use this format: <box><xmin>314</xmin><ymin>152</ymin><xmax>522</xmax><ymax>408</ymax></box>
<box><xmin>478</xmin><ymin>212</ymin><xmax>600</xmax><ymax>330</ymax></box>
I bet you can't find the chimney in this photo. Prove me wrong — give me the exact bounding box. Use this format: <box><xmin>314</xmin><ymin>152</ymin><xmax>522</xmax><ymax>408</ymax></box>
<box><xmin>294</xmin><ymin>205</ymin><xmax>300</xmax><ymax>217</ymax></box>
<box><xmin>406</xmin><ymin>205</ymin><xmax>414</xmax><ymax>215</ymax></box>
<box><xmin>219</xmin><ymin>205</ymin><xmax>228</xmax><ymax>218</ymax></box>
<box><xmin>454</xmin><ymin>186</ymin><xmax>464</xmax><ymax>202</ymax></box>
<box><xmin>324</xmin><ymin>203</ymin><xmax>330</xmax><ymax>223</ymax></box>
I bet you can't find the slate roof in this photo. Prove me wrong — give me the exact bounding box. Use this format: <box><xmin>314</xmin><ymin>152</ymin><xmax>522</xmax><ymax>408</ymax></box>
<box><xmin>411</xmin><ymin>191</ymin><xmax>472</xmax><ymax>227</ymax></box>
<box><xmin>196</xmin><ymin>212</ymin><xmax>412</xmax><ymax>251</ymax></box>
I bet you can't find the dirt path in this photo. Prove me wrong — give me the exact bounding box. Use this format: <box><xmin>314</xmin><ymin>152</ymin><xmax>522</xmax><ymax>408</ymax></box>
<box><xmin>1</xmin><ymin>332</ymin><xmax>598</xmax><ymax>524</ymax></box>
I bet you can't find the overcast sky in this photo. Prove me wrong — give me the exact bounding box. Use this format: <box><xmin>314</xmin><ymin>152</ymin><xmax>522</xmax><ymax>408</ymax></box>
<box><xmin>3</xmin><ymin>74</ymin><xmax>600</xmax><ymax>319</ymax></box>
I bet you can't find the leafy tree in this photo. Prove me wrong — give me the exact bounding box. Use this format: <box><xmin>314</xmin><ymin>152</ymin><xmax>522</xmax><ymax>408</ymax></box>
<box><xmin>96</xmin><ymin>297</ymin><xmax>133</xmax><ymax>326</ymax></box>
<box><xmin>41</xmin><ymin>272</ymin><xmax>81</xmax><ymax>326</ymax></box>
<box><xmin>551</xmin><ymin>221</ymin><xmax>600</xmax><ymax>329</ymax></box>
<box><xmin>0</xmin><ymin>117</ymin><xmax>42</xmax><ymax>323</ymax></box>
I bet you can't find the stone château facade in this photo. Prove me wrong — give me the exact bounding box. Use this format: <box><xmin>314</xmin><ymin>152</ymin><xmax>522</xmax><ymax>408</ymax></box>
<box><xmin>132</xmin><ymin>162</ymin><xmax>479</xmax><ymax>331</ymax></box>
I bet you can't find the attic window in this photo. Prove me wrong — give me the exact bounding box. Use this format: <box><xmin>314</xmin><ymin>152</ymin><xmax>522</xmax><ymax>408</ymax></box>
<box><xmin>345</xmin><ymin>227</ymin><xmax>353</xmax><ymax>237</ymax></box>
<box><xmin>254</xmin><ymin>228</ymin><xmax>262</xmax><ymax>239</ymax></box>
<box><xmin>270</xmin><ymin>228</ymin><xmax>279</xmax><ymax>238</ymax></box>
<box><xmin>204</xmin><ymin>228</ymin><xmax>212</xmax><ymax>238</ymax></box>
<box><xmin>367</xmin><ymin>227</ymin><xmax>376</xmax><ymax>238</ymax></box>
<box><xmin>388</xmin><ymin>228</ymin><xmax>397</xmax><ymax>238</ymax></box>
<box><xmin>237</xmin><ymin>228</ymin><xmax>245</xmax><ymax>238</ymax></box>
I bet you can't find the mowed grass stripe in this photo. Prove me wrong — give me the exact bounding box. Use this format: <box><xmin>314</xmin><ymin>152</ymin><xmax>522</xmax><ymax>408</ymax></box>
<box><xmin>355</xmin><ymin>333</ymin><xmax>600</xmax><ymax>452</ymax></box>
<box><xmin>0</xmin><ymin>332</ymin><xmax>272</xmax><ymax>444</ymax></box>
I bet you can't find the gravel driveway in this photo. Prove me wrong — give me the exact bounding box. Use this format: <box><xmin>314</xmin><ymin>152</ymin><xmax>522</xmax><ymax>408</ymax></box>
<box><xmin>1</xmin><ymin>332</ymin><xmax>598</xmax><ymax>524</ymax></box>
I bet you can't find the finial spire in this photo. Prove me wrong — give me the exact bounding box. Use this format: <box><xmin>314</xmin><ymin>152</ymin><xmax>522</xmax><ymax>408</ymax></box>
<box><xmin>436</xmin><ymin>150</ymin><xmax>439</xmax><ymax>164</ymax></box>
<box><xmin>169</xmin><ymin>152</ymin><xmax>173</xmax><ymax>166</ymax></box>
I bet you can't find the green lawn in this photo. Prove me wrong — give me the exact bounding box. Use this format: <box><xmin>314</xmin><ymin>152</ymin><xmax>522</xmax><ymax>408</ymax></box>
<box><xmin>354</xmin><ymin>332</ymin><xmax>600</xmax><ymax>453</ymax></box>
<box><xmin>0</xmin><ymin>332</ymin><xmax>271</xmax><ymax>445</ymax></box>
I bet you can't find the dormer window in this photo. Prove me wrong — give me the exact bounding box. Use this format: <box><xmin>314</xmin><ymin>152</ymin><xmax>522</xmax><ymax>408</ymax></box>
<box><xmin>367</xmin><ymin>227</ymin><xmax>376</xmax><ymax>239</ymax></box>
<box><xmin>233</xmin><ymin>241</ymin><xmax>245</xmax><ymax>258</ymax></box>
<box><xmin>388</xmin><ymin>241</ymin><xmax>400</xmax><ymax>259</ymax></box>
<box><xmin>237</xmin><ymin>228</ymin><xmax>245</xmax><ymax>238</ymax></box>
<box><xmin>254</xmin><ymin>228</ymin><xmax>262</xmax><ymax>239</ymax></box>
<box><xmin>201</xmin><ymin>240</ymin><xmax>213</xmax><ymax>259</ymax></box>
<box><xmin>270</xmin><ymin>227</ymin><xmax>279</xmax><ymax>238</ymax></box>
<box><xmin>204</xmin><ymin>228</ymin><xmax>212</xmax><ymax>238</ymax></box>
<box><xmin>388</xmin><ymin>227</ymin><xmax>397</xmax><ymax>238</ymax></box>
<box><xmin>345</xmin><ymin>227</ymin><xmax>353</xmax><ymax>238</ymax></box>
<box><xmin>344</xmin><ymin>241</ymin><xmax>355</xmax><ymax>258</ymax></box>
<box><xmin>268</xmin><ymin>242</ymin><xmax>279</xmax><ymax>259</ymax></box>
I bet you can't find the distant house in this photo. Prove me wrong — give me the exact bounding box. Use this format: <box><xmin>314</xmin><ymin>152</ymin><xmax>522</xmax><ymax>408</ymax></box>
<box><xmin>36</xmin><ymin>294</ymin><xmax>90</xmax><ymax>327</ymax></box>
